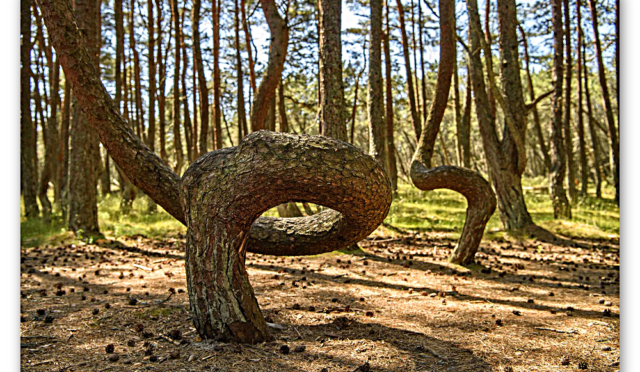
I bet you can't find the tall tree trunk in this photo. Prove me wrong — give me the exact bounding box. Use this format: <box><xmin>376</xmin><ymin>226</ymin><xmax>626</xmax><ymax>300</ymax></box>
<box><xmin>68</xmin><ymin>0</ymin><xmax>100</xmax><ymax>235</ymax></box>
<box><xmin>241</xmin><ymin>0</ymin><xmax>257</xmax><ymax>93</ymax></box>
<box><xmin>115</xmin><ymin>0</ymin><xmax>123</xmax><ymax>108</ymax></box>
<box><xmin>56</xmin><ymin>73</ymin><xmax>71</xmax><ymax>215</ymax></box>
<box><xmin>465</xmin><ymin>0</ymin><xmax>534</xmax><ymax>230</ymax></box>
<box><xmin>156</xmin><ymin>0</ymin><xmax>168</xmax><ymax>162</ymax></box>
<box><xmin>384</xmin><ymin>0</ymin><xmax>397</xmax><ymax>191</ymax></box>
<box><xmin>192</xmin><ymin>0</ymin><xmax>209</xmax><ymax>156</ymax></box>
<box><xmin>170</xmin><ymin>0</ymin><xmax>184</xmax><ymax>173</ymax></box>
<box><xmin>235</xmin><ymin>0</ymin><xmax>248</xmax><ymax>142</ymax></box>
<box><xmin>563</xmin><ymin>0</ymin><xmax>577</xmax><ymax>201</ymax></box>
<box><xmin>396</xmin><ymin>0</ymin><xmax>420</xmax><ymax>141</ymax></box>
<box><xmin>181</xmin><ymin>10</ymin><xmax>194</xmax><ymax>163</ymax></box>
<box><xmin>212</xmin><ymin>0</ymin><xmax>223</xmax><ymax>149</ymax></box>
<box><xmin>148</xmin><ymin>0</ymin><xmax>156</xmax><ymax>152</ymax></box>
<box><xmin>319</xmin><ymin>0</ymin><xmax>347</xmax><ymax>141</ymax></box>
<box><xmin>583</xmin><ymin>42</ymin><xmax>603</xmax><ymax>198</ymax></box>
<box><xmin>411</xmin><ymin>0</ymin><xmax>495</xmax><ymax>266</ymax></box>
<box><xmin>21</xmin><ymin>0</ymin><xmax>39</xmax><ymax>218</ymax></box>
<box><xmin>251</xmin><ymin>0</ymin><xmax>289</xmax><ymax>132</ymax></box>
<box><xmin>460</xmin><ymin>64</ymin><xmax>472</xmax><ymax>169</ymax></box>
<box><xmin>588</xmin><ymin>0</ymin><xmax>619</xmax><ymax>203</ymax></box>
<box><xmin>484</xmin><ymin>0</ymin><xmax>496</xmax><ymax>118</ymax></box>
<box><xmin>418</xmin><ymin>0</ymin><xmax>427</xmax><ymax>125</ymax></box>
<box><xmin>410</xmin><ymin>0</ymin><xmax>420</xmax><ymax>120</ymax></box>
<box><xmin>131</xmin><ymin>0</ymin><xmax>145</xmax><ymax>142</ymax></box>
<box><xmin>549</xmin><ymin>0</ymin><xmax>572</xmax><ymax>219</ymax></box>
<box><xmin>368</xmin><ymin>0</ymin><xmax>385</xmax><ymax>164</ymax></box>
<box><xmin>576</xmin><ymin>0</ymin><xmax>588</xmax><ymax>196</ymax></box>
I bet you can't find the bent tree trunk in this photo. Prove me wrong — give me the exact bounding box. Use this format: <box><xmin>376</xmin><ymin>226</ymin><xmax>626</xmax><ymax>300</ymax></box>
<box><xmin>38</xmin><ymin>0</ymin><xmax>392</xmax><ymax>343</ymax></box>
<box><xmin>410</xmin><ymin>0</ymin><xmax>495</xmax><ymax>265</ymax></box>
<box><xmin>182</xmin><ymin>132</ymin><xmax>391</xmax><ymax>342</ymax></box>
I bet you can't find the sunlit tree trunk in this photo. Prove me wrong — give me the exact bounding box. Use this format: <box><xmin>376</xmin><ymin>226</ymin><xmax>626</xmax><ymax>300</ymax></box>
<box><xmin>212</xmin><ymin>0</ymin><xmax>223</xmax><ymax>149</ymax></box>
<box><xmin>368</xmin><ymin>0</ymin><xmax>385</xmax><ymax>164</ymax></box>
<box><xmin>549</xmin><ymin>0</ymin><xmax>572</xmax><ymax>219</ymax></box>
<box><xmin>192</xmin><ymin>0</ymin><xmax>209</xmax><ymax>156</ymax></box>
<box><xmin>576</xmin><ymin>0</ymin><xmax>588</xmax><ymax>196</ymax></box>
<box><xmin>170</xmin><ymin>0</ymin><xmax>184</xmax><ymax>173</ymax></box>
<box><xmin>563</xmin><ymin>0</ymin><xmax>577</xmax><ymax>201</ymax></box>
<box><xmin>583</xmin><ymin>42</ymin><xmax>603</xmax><ymax>198</ymax></box>
<box><xmin>384</xmin><ymin>0</ymin><xmax>397</xmax><ymax>191</ymax></box>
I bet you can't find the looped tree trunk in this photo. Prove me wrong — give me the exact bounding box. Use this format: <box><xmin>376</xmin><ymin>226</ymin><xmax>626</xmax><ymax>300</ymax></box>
<box><xmin>181</xmin><ymin>131</ymin><xmax>391</xmax><ymax>342</ymax></box>
<box><xmin>410</xmin><ymin>162</ymin><xmax>496</xmax><ymax>265</ymax></box>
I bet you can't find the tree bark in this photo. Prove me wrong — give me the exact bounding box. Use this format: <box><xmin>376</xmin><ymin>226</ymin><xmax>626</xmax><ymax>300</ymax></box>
<box><xmin>192</xmin><ymin>0</ymin><xmax>209</xmax><ymax>157</ymax></box>
<box><xmin>148</xmin><ymin>0</ymin><xmax>156</xmax><ymax>152</ymax></box>
<box><xmin>170</xmin><ymin>0</ymin><xmax>184</xmax><ymax>173</ymax></box>
<box><xmin>68</xmin><ymin>0</ymin><xmax>100</xmax><ymax>235</ymax></box>
<box><xmin>384</xmin><ymin>0</ymin><xmax>397</xmax><ymax>191</ymax></box>
<box><xmin>583</xmin><ymin>41</ymin><xmax>603</xmax><ymax>198</ymax></box>
<box><xmin>368</xmin><ymin>0</ymin><xmax>385</xmax><ymax>164</ymax></box>
<box><xmin>21</xmin><ymin>0</ymin><xmax>39</xmax><ymax>218</ymax></box>
<box><xmin>212</xmin><ymin>0</ymin><xmax>223</xmax><ymax>149</ymax></box>
<box><xmin>576</xmin><ymin>0</ymin><xmax>588</xmax><ymax>196</ymax></box>
<box><xmin>181</xmin><ymin>11</ymin><xmax>194</xmax><ymax>163</ymax></box>
<box><xmin>251</xmin><ymin>0</ymin><xmax>289</xmax><ymax>132</ymax></box>
<box><xmin>549</xmin><ymin>0</ymin><xmax>572</xmax><ymax>219</ymax></box>
<box><xmin>235</xmin><ymin>0</ymin><xmax>248</xmax><ymax>142</ymax></box>
<box><xmin>56</xmin><ymin>72</ymin><xmax>71</xmax><ymax>215</ymax></box>
<box><xmin>460</xmin><ymin>62</ymin><xmax>472</xmax><ymax>169</ymax></box>
<box><xmin>156</xmin><ymin>0</ymin><xmax>168</xmax><ymax>162</ymax></box>
<box><xmin>563</xmin><ymin>0</ymin><xmax>577</xmax><ymax>201</ymax></box>
<box><xmin>410</xmin><ymin>0</ymin><xmax>495</xmax><ymax>266</ymax></box>
<box><xmin>319</xmin><ymin>0</ymin><xmax>347</xmax><ymax>141</ymax></box>
<box><xmin>39</xmin><ymin>1</ymin><xmax>392</xmax><ymax>345</ymax></box>
<box><xmin>484</xmin><ymin>0</ymin><xmax>496</xmax><ymax>118</ymax></box>
<box><xmin>241</xmin><ymin>0</ymin><xmax>257</xmax><ymax>93</ymax></box>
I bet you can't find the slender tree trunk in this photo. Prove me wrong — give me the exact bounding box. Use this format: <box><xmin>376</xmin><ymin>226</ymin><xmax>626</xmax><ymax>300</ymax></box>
<box><xmin>68</xmin><ymin>0</ymin><xmax>100</xmax><ymax>235</ymax></box>
<box><xmin>453</xmin><ymin>18</ymin><xmax>463</xmax><ymax>166</ymax></box>
<box><xmin>212</xmin><ymin>0</ymin><xmax>223</xmax><ymax>149</ymax></box>
<box><xmin>131</xmin><ymin>0</ymin><xmax>145</xmax><ymax>142</ymax></box>
<box><xmin>192</xmin><ymin>0</ymin><xmax>209</xmax><ymax>156</ymax></box>
<box><xmin>156</xmin><ymin>0</ymin><xmax>168</xmax><ymax>162</ymax></box>
<box><xmin>318</xmin><ymin>0</ymin><xmax>347</xmax><ymax>141</ymax></box>
<box><xmin>181</xmin><ymin>10</ymin><xmax>194</xmax><ymax>163</ymax></box>
<box><xmin>460</xmin><ymin>65</ymin><xmax>472</xmax><ymax>169</ymax></box>
<box><xmin>588</xmin><ymin>0</ymin><xmax>619</xmax><ymax>203</ymax></box>
<box><xmin>21</xmin><ymin>0</ymin><xmax>39</xmax><ymax>218</ymax></box>
<box><xmin>235</xmin><ymin>0</ymin><xmax>248</xmax><ymax>142</ymax></box>
<box><xmin>251</xmin><ymin>0</ymin><xmax>289</xmax><ymax>132</ymax></box>
<box><xmin>277</xmin><ymin>78</ymin><xmax>289</xmax><ymax>133</ymax></box>
<box><xmin>583</xmin><ymin>42</ymin><xmax>603</xmax><ymax>198</ymax></box>
<box><xmin>148</xmin><ymin>0</ymin><xmax>156</xmax><ymax>152</ymax></box>
<box><xmin>563</xmin><ymin>0</ymin><xmax>577</xmax><ymax>201</ymax></box>
<box><xmin>396</xmin><ymin>0</ymin><xmax>421</xmax><ymax>141</ymax></box>
<box><xmin>484</xmin><ymin>0</ymin><xmax>496</xmax><ymax>118</ymax></box>
<box><xmin>550</xmin><ymin>0</ymin><xmax>572</xmax><ymax>219</ymax></box>
<box><xmin>418</xmin><ymin>0</ymin><xmax>427</xmax><ymax>125</ymax></box>
<box><xmin>349</xmin><ymin>66</ymin><xmax>363</xmax><ymax>144</ymax></box>
<box><xmin>56</xmin><ymin>72</ymin><xmax>71</xmax><ymax>215</ymax></box>
<box><xmin>115</xmin><ymin>0</ymin><xmax>123</xmax><ymax>108</ymax></box>
<box><xmin>410</xmin><ymin>0</ymin><xmax>420</xmax><ymax>120</ymax></box>
<box><xmin>241</xmin><ymin>0</ymin><xmax>257</xmax><ymax>93</ymax></box>
<box><xmin>576</xmin><ymin>0</ymin><xmax>588</xmax><ymax>196</ymax></box>
<box><xmin>384</xmin><ymin>0</ymin><xmax>397</xmax><ymax>191</ymax></box>
<box><xmin>170</xmin><ymin>0</ymin><xmax>184</xmax><ymax>173</ymax></box>
<box><xmin>368</xmin><ymin>0</ymin><xmax>385</xmax><ymax>163</ymax></box>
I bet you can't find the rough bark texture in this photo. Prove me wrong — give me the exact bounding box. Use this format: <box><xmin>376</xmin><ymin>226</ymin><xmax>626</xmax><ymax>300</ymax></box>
<box><xmin>410</xmin><ymin>0</ymin><xmax>494</xmax><ymax>266</ymax></box>
<box><xmin>147</xmin><ymin>0</ymin><xmax>156</xmax><ymax>152</ymax></box>
<box><xmin>319</xmin><ymin>0</ymin><xmax>347</xmax><ymax>142</ymax></box>
<box><xmin>550</xmin><ymin>0</ymin><xmax>572</xmax><ymax>219</ymax></box>
<box><xmin>40</xmin><ymin>0</ymin><xmax>393</xmax><ymax>343</ymax></box>
<box><xmin>170</xmin><ymin>0</ymin><xmax>184</xmax><ymax>172</ymax></box>
<box><xmin>156</xmin><ymin>0</ymin><xmax>168</xmax><ymax>162</ymax></box>
<box><xmin>250</xmin><ymin>0</ymin><xmax>288</xmax><ymax>132</ymax></box>
<box><xmin>484</xmin><ymin>0</ymin><xmax>496</xmax><ymax>118</ymax></box>
<box><xmin>411</xmin><ymin>164</ymin><xmax>496</xmax><ymax>265</ymax></box>
<box><xmin>56</xmin><ymin>74</ymin><xmax>71</xmax><ymax>214</ymax></box>
<box><xmin>68</xmin><ymin>0</ymin><xmax>100</xmax><ymax>235</ymax></box>
<box><xmin>368</xmin><ymin>0</ymin><xmax>385</xmax><ymax>164</ymax></box>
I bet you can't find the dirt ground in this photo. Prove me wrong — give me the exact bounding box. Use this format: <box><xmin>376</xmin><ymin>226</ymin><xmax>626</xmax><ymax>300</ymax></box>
<box><xmin>20</xmin><ymin>230</ymin><xmax>619</xmax><ymax>372</ymax></box>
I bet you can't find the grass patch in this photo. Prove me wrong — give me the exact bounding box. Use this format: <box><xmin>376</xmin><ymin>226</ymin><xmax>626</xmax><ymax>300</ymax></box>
<box><xmin>21</xmin><ymin>179</ymin><xmax>619</xmax><ymax>248</ymax></box>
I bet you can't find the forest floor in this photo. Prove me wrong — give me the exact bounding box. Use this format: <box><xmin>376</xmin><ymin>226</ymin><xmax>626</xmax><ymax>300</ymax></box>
<box><xmin>20</xmin><ymin>183</ymin><xmax>620</xmax><ymax>372</ymax></box>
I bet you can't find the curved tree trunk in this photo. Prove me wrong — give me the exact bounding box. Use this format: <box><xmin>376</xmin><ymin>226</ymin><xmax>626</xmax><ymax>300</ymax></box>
<box><xmin>39</xmin><ymin>0</ymin><xmax>392</xmax><ymax>343</ymax></box>
<box><xmin>411</xmin><ymin>0</ymin><xmax>494</xmax><ymax>266</ymax></box>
